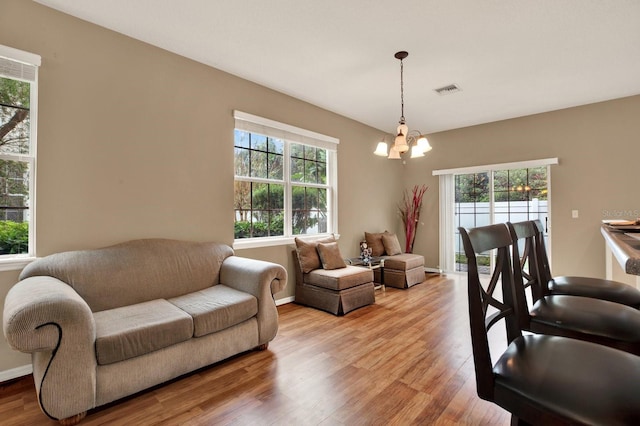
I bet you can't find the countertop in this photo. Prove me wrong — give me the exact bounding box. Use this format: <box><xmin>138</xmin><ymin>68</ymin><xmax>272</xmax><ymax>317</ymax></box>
<box><xmin>601</xmin><ymin>225</ymin><xmax>640</xmax><ymax>276</ymax></box>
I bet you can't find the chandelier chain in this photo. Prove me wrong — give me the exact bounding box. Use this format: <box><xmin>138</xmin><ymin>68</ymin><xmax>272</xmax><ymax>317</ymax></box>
<box><xmin>399</xmin><ymin>57</ymin><xmax>405</xmax><ymax>124</ymax></box>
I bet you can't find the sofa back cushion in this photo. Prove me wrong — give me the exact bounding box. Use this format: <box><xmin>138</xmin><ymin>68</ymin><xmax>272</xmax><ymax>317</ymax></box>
<box><xmin>294</xmin><ymin>235</ymin><xmax>336</xmax><ymax>273</ymax></box>
<box><xmin>382</xmin><ymin>233</ymin><xmax>402</xmax><ymax>256</ymax></box>
<box><xmin>365</xmin><ymin>231</ymin><xmax>387</xmax><ymax>256</ymax></box>
<box><xmin>317</xmin><ymin>242</ymin><xmax>347</xmax><ymax>270</ymax></box>
<box><xmin>19</xmin><ymin>239</ymin><xmax>234</xmax><ymax>312</ymax></box>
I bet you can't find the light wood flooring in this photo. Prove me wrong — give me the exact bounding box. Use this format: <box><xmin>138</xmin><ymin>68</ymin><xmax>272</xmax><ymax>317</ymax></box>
<box><xmin>0</xmin><ymin>273</ymin><xmax>510</xmax><ymax>425</ymax></box>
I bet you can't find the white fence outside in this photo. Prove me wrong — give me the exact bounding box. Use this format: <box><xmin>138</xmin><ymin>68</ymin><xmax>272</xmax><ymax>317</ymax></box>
<box><xmin>455</xmin><ymin>199</ymin><xmax>548</xmax><ymax>265</ymax></box>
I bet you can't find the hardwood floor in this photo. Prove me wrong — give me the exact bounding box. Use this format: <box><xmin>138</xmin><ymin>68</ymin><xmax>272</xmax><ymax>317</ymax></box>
<box><xmin>0</xmin><ymin>273</ymin><xmax>510</xmax><ymax>425</ymax></box>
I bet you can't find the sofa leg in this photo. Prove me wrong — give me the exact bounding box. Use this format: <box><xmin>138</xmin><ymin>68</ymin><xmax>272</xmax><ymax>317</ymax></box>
<box><xmin>256</xmin><ymin>343</ymin><xmax>269</xmax><ymax>351</ymax></box>
<box><xmin>59</xmin><ymin>412</ymin><xmax>86</xmax><ymax>425</ymax></box>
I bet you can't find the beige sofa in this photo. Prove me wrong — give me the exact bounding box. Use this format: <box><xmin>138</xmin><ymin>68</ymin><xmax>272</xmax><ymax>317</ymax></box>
<box><xmin>2</xmin><ymin>239</ymin><xmax>287</xmax><ymax>425</ymax></box>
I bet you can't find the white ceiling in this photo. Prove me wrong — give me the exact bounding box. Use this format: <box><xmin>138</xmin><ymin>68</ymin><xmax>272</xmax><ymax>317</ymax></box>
<box><xmin>35</xmin><ymin>0</ymin><xmax>640</xmax><ymax>135</ymax></box>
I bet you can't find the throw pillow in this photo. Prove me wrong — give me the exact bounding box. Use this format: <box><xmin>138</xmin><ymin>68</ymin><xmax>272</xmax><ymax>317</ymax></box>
<box><xmin>365</xmin><ymin>231</ymin><xmax>385</xmax><ymax>257</ymax></box>
<box><xmin>317</xmin><ymin>242</ymin><xmax>347</xmax><ymax>270</ymax></box>
<box><xmin>382</xmin><ymin>233</ymin><xmax>402</xmax><ymax>255</ymax></box>
<box><xmin>295</xmin><ymin>235</ymin><xmax>336</xmax><ymax>273</ymax></box>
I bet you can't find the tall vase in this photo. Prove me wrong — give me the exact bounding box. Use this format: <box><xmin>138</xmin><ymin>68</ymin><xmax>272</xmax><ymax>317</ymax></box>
<box><xmin>405</xmin><ymin>217</ymin><xmax>419</xmax><ymax>253</ymax></box>
<box><xmin>400</xmin><ymin>184</ymin><xmax>428</xmax><ymax>254</ymax></box>
<box><xmin>405</xmin><ymin>233</ymin><xmax>414</xmax><ymax>253</ymax></box>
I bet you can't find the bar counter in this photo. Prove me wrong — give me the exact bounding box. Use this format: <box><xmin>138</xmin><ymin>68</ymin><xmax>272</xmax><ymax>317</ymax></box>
<box><xmin>601</xmin><ymin>225</ymin><xmax>640</xmax><ymax>287</ymax></box>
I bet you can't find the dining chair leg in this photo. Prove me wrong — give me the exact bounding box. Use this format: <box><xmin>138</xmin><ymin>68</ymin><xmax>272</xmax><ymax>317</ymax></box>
<box><xmin>510</xmin><ymin>415</ymin><xmax>532</xmax><ymax>426</ymax></box>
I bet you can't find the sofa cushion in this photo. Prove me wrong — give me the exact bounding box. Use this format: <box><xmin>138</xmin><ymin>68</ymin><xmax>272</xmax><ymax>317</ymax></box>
<box><xmin>94</xmin><ymin>299</ymin><xmax>193</xmax><ymax>365</ymax></box>
<box><xmin>295</xmin><ymin>235</ymin><xmax>336</xmax><ymax>273</ymax></box>
<box><xmin>382</xmin><ymin>233</ymin><xmax>402</xmax><ymax>256</ymax></box>
<box><xmin>317</xmin><ymin>242</ymin><xmax>347</xmax><ymax>270</ymax></box>
<box><xmin>365</xmin><ymin>232</ymin><xmax>386</xmax><ymax>256</ymax></box>
<box><xmin>383</xmin><ymin>253</ymin><xmax>425</xmax><ymax>271</ymax></box>
<box><xmin>306</xmin><ymin>265</ymin><xmax>373</xmax><ymax>291</ymax></box>
<box><xmin>168</xmin><ymin>285</ymin><xmax>257</xmax><ymax>337</ymax></box>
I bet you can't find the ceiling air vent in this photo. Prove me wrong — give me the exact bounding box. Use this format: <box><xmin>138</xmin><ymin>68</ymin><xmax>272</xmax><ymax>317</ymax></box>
<box><xmin>434</xmin><ymin>83</ymin><xmax>461</xmax><ymax>96</ymax></box>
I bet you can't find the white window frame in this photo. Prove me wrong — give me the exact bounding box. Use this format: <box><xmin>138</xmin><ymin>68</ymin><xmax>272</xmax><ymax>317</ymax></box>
<box><xmin>0</xmin><ymin>45</ymin><xmax>40</xmax><ymax>270</ymax></box>
<box><xmin>232</xmin><ymin>111</ymin><xmax>339</xmax><ymax>250</ymax></box>
<box><xmin>433</xmin><ymin>157</ymin><xmax>558</xmax><ymax>273</ymax></box>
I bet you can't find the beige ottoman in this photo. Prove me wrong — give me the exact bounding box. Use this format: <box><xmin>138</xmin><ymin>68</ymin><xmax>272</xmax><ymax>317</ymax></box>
<box><xmin>375</xmin><ymin>253</ymin><xmax>425</xmax><ymax>288</ymax></box>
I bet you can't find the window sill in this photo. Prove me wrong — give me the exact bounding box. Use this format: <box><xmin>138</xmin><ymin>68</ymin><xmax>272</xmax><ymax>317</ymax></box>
<box><xmin>233</xmin><ymin>233</ymin><xmax>339</xmax><ymax>250</ymax></box>
<box><xmin>0</xmin><ymin>255</ymin><xmax>36</xmax><ymax>272</ymax></box>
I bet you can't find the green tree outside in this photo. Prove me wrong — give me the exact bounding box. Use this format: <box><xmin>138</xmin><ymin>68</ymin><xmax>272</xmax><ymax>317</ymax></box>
<box><xmin>0</xmin><ymin>77</ymin><xmax>31</xmax><ymax>254</ymax></box>
<box><xmin>455</xmin><ymin>168</ymin><xmax>548</xmax><ymax>203</ymax></box>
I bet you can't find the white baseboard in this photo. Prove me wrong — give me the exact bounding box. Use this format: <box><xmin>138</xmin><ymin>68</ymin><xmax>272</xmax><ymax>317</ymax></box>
<box><xmin>276</xmin><ymin>296</ymin><xmax>294</xmax><ymax>306</ymax></box>
<box><xmin>0</xmin><ymin>364</ymin><xmax>32</xmax><ymax>382</ymax></box>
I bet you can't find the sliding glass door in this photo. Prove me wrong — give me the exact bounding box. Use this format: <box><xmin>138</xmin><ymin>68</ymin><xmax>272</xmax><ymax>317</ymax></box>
<box><xmin>453</xmin><ymin>166</ymin><xmax>549</xmax><ymax>274</ymax></box>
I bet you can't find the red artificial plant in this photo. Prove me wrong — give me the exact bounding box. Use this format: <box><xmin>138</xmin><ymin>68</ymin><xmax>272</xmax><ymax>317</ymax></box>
<box><xmin>399</xmin><ymin>184</ymin><xmax>428</xmax><ymax>253</ymax></box>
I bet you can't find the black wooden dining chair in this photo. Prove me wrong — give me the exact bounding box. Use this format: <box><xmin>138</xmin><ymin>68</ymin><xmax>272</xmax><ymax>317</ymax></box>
<box><xmin>532</xmin><ymin>219</ymin><xmax>640</xmax><ymax>309</ymax></box>
<box><xmin>460</xmin><ymin>223</ymin><xmax>640</xmax><ymax>425</ymax></box>
<box><xmin>508</xmin><ymin>220</ymin><xmax>640</xmax><ymax>355</ymax></box>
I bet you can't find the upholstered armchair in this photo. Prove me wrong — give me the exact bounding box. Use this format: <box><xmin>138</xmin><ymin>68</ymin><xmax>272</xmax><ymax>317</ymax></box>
<box><xmin>292</xmin><ymin>236</ymin><xmax>375</xmax><ymax>315</ymax></box>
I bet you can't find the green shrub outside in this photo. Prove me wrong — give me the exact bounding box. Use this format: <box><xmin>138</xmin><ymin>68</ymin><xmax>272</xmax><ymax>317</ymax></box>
<box><xmin>0</xmin><ymin>221</ymin><xmax>28</xmax><ymax>254</ymax></box>
<box><xmin>456</xmin><ymin>253</ymin><xmax>490</xmax><ymax>266</ymax></box>
<box><xmin>234</xmin><ymin>214</ymin><xmax>284</xmax><ymax>239</ymax></box>
<box><xmin>234</xmin><ymin>221</ymin><xmax>251</xmax><ymax>239</ymax></box>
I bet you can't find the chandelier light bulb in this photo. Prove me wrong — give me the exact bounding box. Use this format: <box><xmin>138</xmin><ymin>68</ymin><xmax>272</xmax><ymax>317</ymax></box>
<box><xmin>374</xmin><ymin>141</ymin><xmax>389</xmax><ymax>156</ymax></box>
<box><xmin>417</xmin><ymin>136</ymin><xmax>432</xmax><ymax>153</ymax></box>
<box><xmin>394</xmin><ymin>133</ymin><xmax>409</xmax><ymax>153</ymax></box>
<box><xmin>410</xmin><ymin>145</ymin><xmax>425</xmax><ymax>158</ymax></box>
<box><xmin>388</xmin><ymin>147</ymin><xmax>401</xmax><ymax>159</ymax></box>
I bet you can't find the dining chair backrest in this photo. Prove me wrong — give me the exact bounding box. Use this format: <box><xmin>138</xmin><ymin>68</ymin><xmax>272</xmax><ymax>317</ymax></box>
<box><xmin>508</xmin><ymin>220</ymin><xmax>550</xmax><ymax>331</ymax></box>
<box><xmin>508</xmin><ymin>220</ymin><xmax>546</xmax><ymax>303</ymax></box>
<box><xmin>530</xmin><ymin>219</ymin><xmax>554</xmax><ymax>285</ymax></box>
<box><xmin>458</xmin><ymin>223</ymin><xmax>521</xmax><ymax>400</ymax></box>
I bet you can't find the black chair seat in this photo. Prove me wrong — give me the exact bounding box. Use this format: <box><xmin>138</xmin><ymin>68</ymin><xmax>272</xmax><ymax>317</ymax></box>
<box><xmin>529</xmin><ymin>295</ymin><xmax>640</xmax><ymax>350</ymax></box>
<box><xmin>494</xmin><ymin>334</ymin><xmax>640</xmax><ymax>425</ymax></box>
<box><xmin>549</xmin><ymin>276</ymin><xmax>640</xmax><ymax>309</ymax></box>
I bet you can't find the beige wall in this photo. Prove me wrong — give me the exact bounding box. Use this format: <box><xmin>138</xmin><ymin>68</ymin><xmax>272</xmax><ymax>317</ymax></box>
<box><xmin>0</xmin><ymin>269</ymin><xmax>25</xmax><ymax>374</ymax></box>
<box><xmin>406</xmin><ymin>95</ymin><xmax>640</xmax><ymax>276</ymax></box>
<box><xmin>0</xmin><ymin>0</ymin><xmax>403</xmax><ymax>373</ymax></box>
<box><xmin>2</xmin><ymin>0</ymin><xmax>639</xmax><ymax>375</ymax></box>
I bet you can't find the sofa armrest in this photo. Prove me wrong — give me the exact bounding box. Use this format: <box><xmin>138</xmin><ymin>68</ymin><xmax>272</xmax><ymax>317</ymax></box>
<box><xmin>3</xmin><ymin>276</ymin><xmax>97</xmax><ymax>420</ymax></box>
<box><xmin>3</xmin><ymin>276</ymin><xmax>96</xmax><ymax>352</ymax></box>
<box><xmin>219</xmin><ymin>256</ymin><xmax>287</xmax><ymax>344</ymax></box>
<box><xmin>220</xmin><ymin>256</ymin><xmax>287</xmax><ymax>296</ymax></box>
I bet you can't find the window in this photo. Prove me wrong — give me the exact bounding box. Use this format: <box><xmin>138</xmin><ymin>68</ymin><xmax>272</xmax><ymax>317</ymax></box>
<box><xmin>233</xmin><ymin>111</ymin><xmax>338</xmax><ymax>247</ymax></box>
<box><xmin>0</xmin><ymin>45</ymin><xmax>40</xmax><ymax>264</ymax></box>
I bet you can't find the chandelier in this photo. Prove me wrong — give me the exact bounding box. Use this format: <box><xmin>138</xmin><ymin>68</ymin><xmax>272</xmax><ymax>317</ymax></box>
<box><xmin>374</xmin><ymin>51</ymin><xmax>432</xmax><ymax>159</ymax></box>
